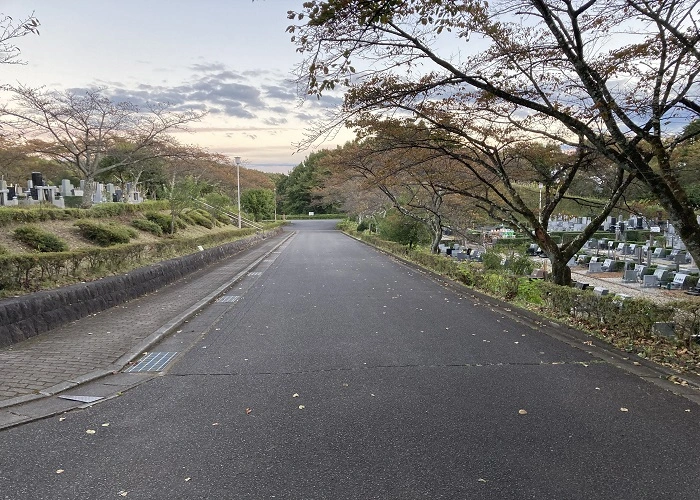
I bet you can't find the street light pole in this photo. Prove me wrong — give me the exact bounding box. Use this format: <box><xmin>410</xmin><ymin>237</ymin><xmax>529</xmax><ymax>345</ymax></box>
<box><xmin>234</xmin><ymin>156</ymin><xmax>242</xmax><ymax>229</ymax></box>
<box><xmin>538</xmin><ymin>182</ymin><xmax>543</xmax><ymax>224</ymax></box>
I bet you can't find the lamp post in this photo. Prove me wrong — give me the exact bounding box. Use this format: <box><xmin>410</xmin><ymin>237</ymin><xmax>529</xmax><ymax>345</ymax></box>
<box><xmin>538</xmin><ymin>182</ymin><xmax>543</xmax><ymax>224</ymax></box>
<box><xmin>234</xmin><ymin>156</ymin><xmax>242</xmax><ymax>229</ymax></box>
<box><xmin>273</xmin><ymin>187</ymin><xmax>277</xmax><ymax>222</ymax></box>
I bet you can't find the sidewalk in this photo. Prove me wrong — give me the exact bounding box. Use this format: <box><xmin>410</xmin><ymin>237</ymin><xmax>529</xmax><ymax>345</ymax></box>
<box><xmin>0</xmin><ymin>231</ymin><xmax>292</xmax><ymax>410</ymax></box>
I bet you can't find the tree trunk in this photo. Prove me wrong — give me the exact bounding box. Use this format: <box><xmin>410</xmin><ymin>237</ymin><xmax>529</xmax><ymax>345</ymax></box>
<box><xmin>549</xmin><ymin>258</ymin><xmax>572</xmax><ymax>286</ymax></box>
<box><xmin>430</xmin><ymin>228</ymin><xmax>441</xmax><ymax>254</ymax></box>
<box><xmin>81</xmin><ymin>179</ymin><xmax>95</xmax><ymax>209</ymax></box>
<box><xmin>533</xmin><ymin>227</ymin><xmax>573</xmax><ymax>286</ymax></box>
<box><xmin>659</xmin><ymin>198</ymin><xmax>700</xmax><ymax>268</ymax></box>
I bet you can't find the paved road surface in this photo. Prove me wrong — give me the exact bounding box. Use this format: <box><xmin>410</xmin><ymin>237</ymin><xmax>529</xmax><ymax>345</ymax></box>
<box><xmin>1</xmin><ymin>220</ymin><xmax>700</xmax><ymax>499</ymax></box>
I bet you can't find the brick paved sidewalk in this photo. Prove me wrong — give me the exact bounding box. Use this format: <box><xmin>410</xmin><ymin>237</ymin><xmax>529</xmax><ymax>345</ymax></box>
<box><xmin>0</xmin><ymin>231</ymin><xmax>291</xmax><ymax>408</ymax></box>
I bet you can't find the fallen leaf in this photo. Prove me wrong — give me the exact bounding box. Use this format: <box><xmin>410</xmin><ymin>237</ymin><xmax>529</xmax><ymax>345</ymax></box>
<box><xmin>85</xmin><ymin>429</ymin><xmax>96</xmax><ymax>434</ymax></box>
<box><xmin>184</xmin><ymin>477</ymin><xmax>191</xmax><ymax>482</ymax></box>
<box><xmin>478</xmin><ymin>478</ymin><xmax>488</xmax><ymax>483</ymax></box>
<box><xmin>298</xmin><ymin>405</ymin><xmax>305</xmax><ymax>410</ymax></box>
<box><xmin>633</xmin><ymin>362</ymin><xmax>640</xmax><ymax>366</ymax></box>
<box><xmin>518</xmin><ymin>409</ymin><xmax>528</xmax><ymax>415</ymax></box>
<box><xmin>245</xmin><ymin>408</ymin><xmax>252</xmax><ymax>415</ymax></box>
<box><xmin>685</xmin><ymin>409</ymin><xmax>691</xmax><ymax>412</ymax></box>
<box><xmin>620</xmin><ymin>407</ymin><xmax>629</xmax><ymax>412</ymax></box>
<box><xmin>58</xmin><ymin>417</ymin><xmax>66</xmax><ymax>422</ymax></box>
<box><xmin>212</xmin><ymin>422</ymin><xmax>220</xmax><ymax>426</ymax></box>
<box><xmin>292</xmin><ymin>393</ymin><xmax>299</xmax><ymax>398</ymax></box>
<box><xmin>101</xmin><ymin>423</ymin><xmax>110</xmax><ymax>427</ymax></box>
<box><xmin>118</xmin><ymin>491</ymin><xmax>128</xmax><ymax>497</ymax></box>
<box><xmin>56</xmin><ymin>469</ymin><xmax>64</xmax><ymax>474</ymax></box>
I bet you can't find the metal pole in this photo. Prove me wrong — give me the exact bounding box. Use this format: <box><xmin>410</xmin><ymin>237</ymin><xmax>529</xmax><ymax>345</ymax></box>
<box><xmin>274</xmin><ymin>188</ymin><xmax>277</xmax><ymax>222</ymax></box>
<box><xmin>234</xmin><ymin>156</ymin><xmax>241</xmax><ymax>229</ymax></box>
<box><xmin>538</xmin><ymin>182</ymin><xmax>543</xmax><ymax>224</ymax></box>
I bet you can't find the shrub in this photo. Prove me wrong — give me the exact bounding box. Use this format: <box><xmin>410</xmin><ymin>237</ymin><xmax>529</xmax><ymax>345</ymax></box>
<box><xmin>131</xmin><ymin>218</ymin><xmax>164</xmax><ymax>236</ymax></box>
<box><xmin>13</xmin><ymin>225</ymin><xmax>69</xmax><ymax>252</ymax></box>
<box><xmin>178</xmin><ymin>212</ymin><xmax>196</xmax><ymax>225</ymax></box>
<box><xmin>516</xmin><ymin>278</ymin><xmax>544</xmax><ymax>305</ymax></box>
<box><xmin>0</xmin><ymin>244</ymin><xmax>7</xmax><ymax>255</ymax></box>
<box><xmin>74</xmin><ymin>220</ymin><xmax>137</xmax><ymax>246</ymax></box>
<box><xmin>506</xmin><ymin>253</ymin><xmax>536</xmax><ymax>276</ymax></box>
<box><xmin>481</xmin><ymin>250</ymin><xmax>503</xmax><ymax>270</ymax></box>
<box><xmin>145</xmin><ymin>212</ymin><xmax>174</xmax><ymax>234</ymax></box>
<box><xmin>186</xmin><ymin>209</ymin><xmax>215</xmax><ymax>229</ymax></box>
<box><xmin>337</xmin><ymin>219</ymin><xmax>359</xmax><ymax>232</ymax></box>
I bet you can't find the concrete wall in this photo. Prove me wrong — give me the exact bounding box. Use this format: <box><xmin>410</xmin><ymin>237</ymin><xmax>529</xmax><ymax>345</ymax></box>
<box><xmin>0</xmin><ymin>230</ymin><xmax>280</xmax><ymax>347</ymax></box>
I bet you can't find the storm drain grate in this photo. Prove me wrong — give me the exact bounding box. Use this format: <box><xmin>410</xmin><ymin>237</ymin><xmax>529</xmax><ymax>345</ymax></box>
<box><xmin>247</xmin><ymin>272</ymin><xmax>263</xmax><ymax>276</ymax></box>
<box><xmin>125</xmin><ymin>352</ymin><xmax>178</xmax><ymax>373</ymax></box>
<box><xmin>216</xmin><ymin>295</ymin><xmax>241</xmax><ymax>303</ymax></box>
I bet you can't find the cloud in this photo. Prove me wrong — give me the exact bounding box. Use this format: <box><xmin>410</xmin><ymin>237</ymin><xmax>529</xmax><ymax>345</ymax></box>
<box><xmin>263</xmin><ymin>117</ymin><xmax>289</xmax><ymax>126</ymax></box>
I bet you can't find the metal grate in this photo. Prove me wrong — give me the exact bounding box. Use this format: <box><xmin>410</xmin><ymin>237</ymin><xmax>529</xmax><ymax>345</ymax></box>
<box><xmin>58</xmin><ymin>395</ymin><xmax>103</xmax><ymax>403</ymax></box>
<box><xmin>125</xmin><ymin>352</ymin><xmax>178</xmax><ymax>373</ymax></box>
<box><xmin>216</xmin><ymin>295</ymin><xmax>241</xmax><ymax>303</ymax></box>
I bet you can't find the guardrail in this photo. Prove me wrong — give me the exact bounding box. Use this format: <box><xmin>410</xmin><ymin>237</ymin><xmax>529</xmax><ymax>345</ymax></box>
<box><xmin>193</xmin><ymin>199</ymin><xmax>264</xmax><ymax>231</ymax></box>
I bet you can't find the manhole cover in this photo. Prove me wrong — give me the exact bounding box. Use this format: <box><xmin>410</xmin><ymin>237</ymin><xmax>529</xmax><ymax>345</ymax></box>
<box><xmin>125</xmin><ymin>352</ymin><xmax>178</xmax><ymax>373</ymax></box>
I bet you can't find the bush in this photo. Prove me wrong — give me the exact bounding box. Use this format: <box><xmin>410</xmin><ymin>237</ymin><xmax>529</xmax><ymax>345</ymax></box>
<box><xmin>337</xmin><ymin>219</ymin><xmax>359</xmax><ymax>232</ymax></box>
<box><xmin>186</xmin><ymin>209</ymin><xmax>215</xmax><ymax>229</ymax></box>
<box><xmin>13</xmin><ymin>225</ymin><xmax>69</xmax><ymax>252</ymax></box>
<box><xmin>506</xmin><ymin>253</ymin><xmax>536</xmax><ymax>276</ymax></box>
<box><xmin>131</xmin><ymin>218</ymin><xmax>164</xmax><ymax>236</ymax></box>
<box><xmin>481</xmin><ymin>250</ymin><xmax>503</xmax><ymax>270</ymax></box>
<box><xmin>178</xmin><ymin>212</ymin><xmax>196</xmax><ymax>225</ymax></box>
<box><xmin>0</xmin><ymin>244</ymin><xmax>7</xmax><ymax>255</ymax></box>
<box><xmin>145</xmin><ymin>212</ymin><xmax>175</xmax><ymax>234</ymax></box>
<box><xmin>74</xmin><ymin>220</ymin><xmax>137</xmax><ymax>246</ymax></box>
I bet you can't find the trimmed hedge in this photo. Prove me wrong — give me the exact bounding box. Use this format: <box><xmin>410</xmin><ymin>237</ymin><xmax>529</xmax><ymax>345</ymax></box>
<box><xmin>131</xmin><ymin>218</ymin><xmax>164</xmax><ymax>236</ymax></box>
<box><xmin>0</xmin><ymin>201</ymin><xmax>170</xmax><ymax>226</ymax></box>
<box><xmin>187</xmin><ymin>209</ymin><xmax>216</xmax><ymax>229</ymax></box>
<box><xmin>74</xmin><ymin>220</ymin><xmax>138</xmax><ymax>246</ymax></box>
<box><xmin>145</xmin><ymin>212</ymin><xmax>175</xmax><ymax>234</ymax></box>
<box><xmin>0</xmin><ymin>226</ymin><xmax>274</xmax><ymax>293</ymax></box>
<box><xmin>284</xmin><ymin>213</ymin><xmax>345</xmax><ymax>220</ymax></box>
<box><xmin>13</xmin><ymin>225</ymin><xmax>69</xmax><ymax>252</ymax></box>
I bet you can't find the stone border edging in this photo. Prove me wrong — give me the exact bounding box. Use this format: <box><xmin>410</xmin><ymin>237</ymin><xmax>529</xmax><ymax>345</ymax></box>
<box><xmin>0</xmin><ymin>229</ymin><xmax>282</xmax><ymax>347</ymax></box>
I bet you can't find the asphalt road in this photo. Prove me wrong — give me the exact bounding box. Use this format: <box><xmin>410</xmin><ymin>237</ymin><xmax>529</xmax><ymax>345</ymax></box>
<box><xmin>2</xmin><ymin>220</ymin><xmax>700</xmax><ymax>499</ymax></box>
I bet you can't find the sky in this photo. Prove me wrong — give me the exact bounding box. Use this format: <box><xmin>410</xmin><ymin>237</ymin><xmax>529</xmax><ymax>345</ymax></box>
<box><xmin>1</xmin><ymin>0</ymin><xmax>349</xmax><ymax>173</ymax></box>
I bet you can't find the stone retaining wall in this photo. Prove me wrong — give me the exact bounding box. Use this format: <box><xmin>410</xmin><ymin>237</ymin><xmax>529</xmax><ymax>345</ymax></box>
<box><xmin>0</xmin><ymin>229</ymin><xmax>280</xmax><ymax>347</ymax></box>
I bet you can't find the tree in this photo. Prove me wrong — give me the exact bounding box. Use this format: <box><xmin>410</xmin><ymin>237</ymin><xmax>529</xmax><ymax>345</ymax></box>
<box><xmin>163</xmin><ymin>175</ymin><xmax>206</xmax><ymax>235</ymax></box>
<box><xmin>0</xmin><ymin>86</ymin><xmax>205</xmax><ymax>207</ymax></box>
<box><xmin>379</xmin><ymin>209</ymin><xmax>431</xmax><ymax>248</ymax></box>
<box><xmin>324</xmin><ymin>116</ymin><xmax>633</xmax><ymax>284</ymax></box>
<box><xmin>323</xmin><ymin>138</ymin><xmax>451</xmax><ymax>253</ymax></box>
<box><xmin>279</xmin><ymin>150</ymin><xmax>337</xmax><ymax>214</ymax></box>
<box><xmin>241</xmin><ymin>189</ymin><xmax>275</xmax><ymax>221</ymax></box>
<box><xmin>290</xmin><ymin>0</ymin><xmax>700</xmax><ymax>267</ymax></box>
<box><xmin>0</xmin><ymin>12</ymin><xmax>39</xmax><ymax>66</ymax></box>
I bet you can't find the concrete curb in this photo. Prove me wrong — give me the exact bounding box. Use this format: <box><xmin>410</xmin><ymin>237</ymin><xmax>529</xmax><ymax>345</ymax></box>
<box><xmin>0</xmin><ymin>229</ymin><xmax>282</xmax><ymax>347</ymax></box>
<box><xmin>0</xmin><ymin>231</ymin><xmax>294</xmax><ymax>411</ymax></box>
